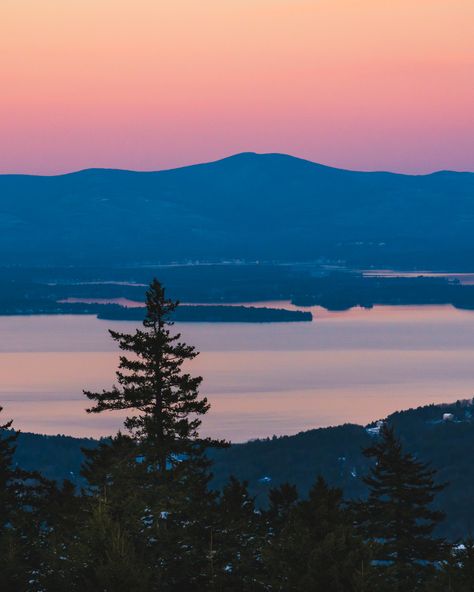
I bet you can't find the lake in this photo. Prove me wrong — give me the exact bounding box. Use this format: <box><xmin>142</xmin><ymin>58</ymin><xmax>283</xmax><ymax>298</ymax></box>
<box><xmin>1</xmin><ymin>304</ymin><xmax>474</xmax><ymax>442</ymax></box>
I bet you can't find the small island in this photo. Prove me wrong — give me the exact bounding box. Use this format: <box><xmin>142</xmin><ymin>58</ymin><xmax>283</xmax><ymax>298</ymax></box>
<box><xmin>97</xmin><ymin>304</ymin><xmax>313</xmax><ymax>323</ymax></box>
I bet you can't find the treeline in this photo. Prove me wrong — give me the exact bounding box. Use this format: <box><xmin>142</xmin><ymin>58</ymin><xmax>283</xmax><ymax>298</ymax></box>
<box><xmin>6</xmin><ymin>264</ymin><xmax>474</xmax><ymax>316</ymax></box>
<box><xmin>210</xmin><ymin>401</ymin><xmax>474</xmax><ymax>540</ymax></box>
<box><xmin>291</xmin><ymin>273</ymin><xmax>474</xmax><ymax>310</ymax></box>
<box><xmin>10</xmin><ymin>405</ymin><xmax>474</xmax><ymax>540</ymax></box>
<box><xmin>1</xmin><ymin>280</ymin><xmax>474</xmax><ymax>591</ymax></box>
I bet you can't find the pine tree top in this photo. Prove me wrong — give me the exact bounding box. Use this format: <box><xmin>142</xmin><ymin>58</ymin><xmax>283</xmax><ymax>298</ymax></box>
<box><xmin>84</xmin><ymin>279</ymin><xmax>227</xmax><ymax>473</ymax></box>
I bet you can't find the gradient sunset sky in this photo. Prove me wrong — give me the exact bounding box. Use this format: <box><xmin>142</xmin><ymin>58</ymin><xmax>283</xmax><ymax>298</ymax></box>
<box><xmin>1</xmin><ymin>0</ymin><xmax>473</xmax><ymax>175</ymax></box>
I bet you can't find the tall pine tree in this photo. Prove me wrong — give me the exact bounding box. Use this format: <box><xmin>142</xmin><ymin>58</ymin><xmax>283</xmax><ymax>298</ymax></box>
<box><xmin>358</xmin><ymin>424</ymin><xmax>446</xmax><ymax>589</ymax></box>
<box><xmin>264</xmin><ymin>476</ymin><xmax>373</xmax><ymax>592</ymax></box>
<box><xmin>82</xmin><ymin>279</ymin><xmax>226</xmax><ymax>591</ymax></box>
<box><xmin>84</xmin><ymin>279</ymin><xmax>223</xmax><ymax>468</ymax></box>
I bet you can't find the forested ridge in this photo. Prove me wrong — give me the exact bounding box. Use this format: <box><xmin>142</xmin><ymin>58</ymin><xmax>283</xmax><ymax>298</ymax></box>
<box><xmin>2</xmin><ymin>280</ymin><xmax>474</xmax><ymax>590</ymax></box>
<box><xmin>1</xmin><ymin>153</ymin><xmax>473</xmax><ymax>268</ymax></box>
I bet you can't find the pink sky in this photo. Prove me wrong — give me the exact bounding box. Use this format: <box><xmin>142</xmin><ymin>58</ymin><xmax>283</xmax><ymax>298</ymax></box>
<box><xmin>1</xmin><ymin>0</ymin><xmax>473</xmax><ymax>175</ymax></box>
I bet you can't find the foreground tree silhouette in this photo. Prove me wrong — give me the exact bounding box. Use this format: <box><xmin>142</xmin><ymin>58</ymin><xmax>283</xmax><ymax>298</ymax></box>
<box><xmin>0</xmin><ymin>408</ymin><xmax>61</xmax><ymax>591</ymax></box>
<box><xmin>0</xmin><ymin>409</ymin><xmax>25</xmax><ymax>590</ymax></box>
<box><xmin>85</xmin><ymin>278</ymin><xmax>224</xmax><ymax>468</ymax></box>
<box><xmin>358</xmin><ymin>424</ymin><xmax>446</xmax><ymax>590</ymax></box>
<box><xmin>81</xmin><ymin>279</ymin><xmax>226</xmax><ymax>590</ymax></box>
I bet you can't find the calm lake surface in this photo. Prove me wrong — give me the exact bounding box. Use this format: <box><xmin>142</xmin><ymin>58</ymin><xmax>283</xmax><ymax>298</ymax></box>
<box><xmin>2</xmin><ymin>304</ymin><xmax>474</xmax><ymax>442</ymax></box>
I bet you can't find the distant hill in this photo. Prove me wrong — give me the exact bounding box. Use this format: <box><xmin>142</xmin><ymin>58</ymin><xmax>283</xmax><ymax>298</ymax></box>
<box><xmin>1</xmin><ymin>152</ymin><xmax>473</xmax><ymax>267</ymax></box>
<box><xmin>8</xmin><ymin>399</ymin><xmax>474</xmax><ymax>539</ymax></box>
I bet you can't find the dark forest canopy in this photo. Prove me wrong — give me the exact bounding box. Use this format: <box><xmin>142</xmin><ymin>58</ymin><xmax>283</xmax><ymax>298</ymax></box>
<box><xmin>0</xmin><ymin>152</ymin><xmax>473</xmax><ymax>268</ymax></box>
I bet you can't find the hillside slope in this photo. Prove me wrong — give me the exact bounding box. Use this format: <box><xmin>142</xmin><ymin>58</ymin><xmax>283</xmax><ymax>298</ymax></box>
<box><xmin>8</xmin><ymin>399</ymin><xmax>474</xmax><ymax>539</ymax></box>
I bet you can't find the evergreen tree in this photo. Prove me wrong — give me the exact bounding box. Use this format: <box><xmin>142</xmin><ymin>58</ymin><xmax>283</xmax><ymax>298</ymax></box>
<box><xmin>265</xmin><ymin>482</ymin><xmax>298</xmax><ymax>535</ymax></box>
<box><xmin>84</xmin><ymin>278</ymin><xmax>224</xmax><ymax>468</ymax></box>
<box><xmin>35</xmin><ymin>479</ymin><xmax>85</xmax><ymax>591</ymax></box>
<box><xmin>82</xmin><ymin>279</ymin><xmax>226</xmax><ymax>590</ymax></box>
<box><xmin>431</xmin><ymin>539</ymin><xmax>474</xmax><ymax>592</ymax></box>
<box><xmin>0</xmin><ymin>408</ymin><xmax>24</xmax><ymax>590</ymax></box>
<box><xmin>81</xmin><ymin>432</ymin><xmax>141</xmax><ymax>521</ymax></box>
<box><xmin>264</xmin><ymin>476</ymin><xmax>373</xmax><ymax>591</ymax></box>
<box><xmin>358</xmin><ymin>424</ymin><xmax>446</xmax><ymax>589</ymax></box>
<box><xmin>0</xmin><ymin>407</ymin><xmax>55</xmax><ymax>591</ymax></box>
<box><xmin>0</xmin><ymin>409</ymin><xmax>18</xmax><ymax>532</ymax></box>
<box><xmin>67</xmin><ymin>497</ymin><xmax>153</xmax><ymax>592</ymax></box>
<box><xmin>454</xmin><ymin>540</ymin><xmax>474</xmax><ymax>591</ymax></box>
<box><xmin>211</xmin><ymin>476</ymin><xmax>266</xmax><ymax>591</ymax></box>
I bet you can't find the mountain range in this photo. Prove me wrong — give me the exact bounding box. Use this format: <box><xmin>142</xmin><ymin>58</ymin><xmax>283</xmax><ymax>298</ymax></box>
<box><xmin>1</xmin><ymin>152</ymin><xmax>473</xmax><ymax>267</ymax></box>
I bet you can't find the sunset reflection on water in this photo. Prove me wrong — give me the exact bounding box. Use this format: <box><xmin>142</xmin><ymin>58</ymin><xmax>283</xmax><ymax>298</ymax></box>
<box><xmin>1</xmin><ymin>305</ymin><xmax>474</xmax><ymax>441</ymax></box>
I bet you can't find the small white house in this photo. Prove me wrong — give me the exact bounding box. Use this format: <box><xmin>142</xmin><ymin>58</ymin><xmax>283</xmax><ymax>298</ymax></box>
<box><xmin>442</xmin><ymin>413</ymin><xmax>454</xmax><ymax>422</ymax></box>
<box><xmin>366</xmin><ymin>419</ymin><xmax>385</xmax><ymax>437</ymax></box>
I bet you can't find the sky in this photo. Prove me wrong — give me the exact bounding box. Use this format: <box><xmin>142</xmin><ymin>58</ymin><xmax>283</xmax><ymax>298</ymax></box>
<box><xmin>0</xmin><ymin>0</ymin><xmax>473</xmax><ymax>175</ymax></box>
